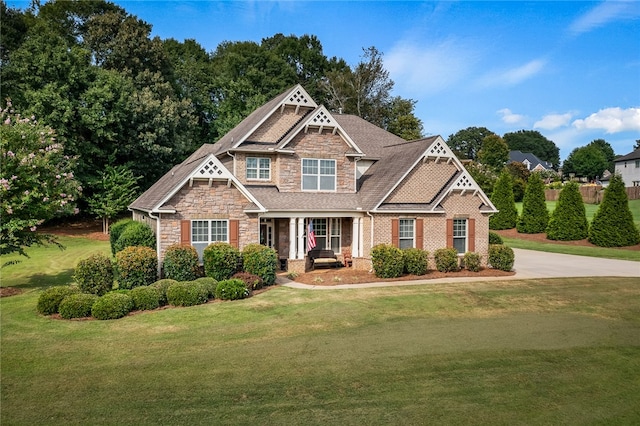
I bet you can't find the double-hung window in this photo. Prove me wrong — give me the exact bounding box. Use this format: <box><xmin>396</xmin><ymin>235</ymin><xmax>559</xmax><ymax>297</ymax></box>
<box><xmin>306</xmin><ymin>218</ymin><xmax>342</xmax><ymax>252</ymax></box>
<box><xmin>453</xmin><ymin>219</ymin><xmax>467</xmax><ymax>254</ymax></box>
<box><xmin>330</xmin><ymin>218</ymin><xmax>341</xmax><ymax>253</ymax></box>
<box><xmin>398</xmin><ymin>219</ymin><xmax>415</xmax><ymax>249</ymax></box>
<box><xmin>246</xmin><ymin>157</ymin><xmax>271</xmax><ymax>180</ymax></box>
<box><xmin>191</xmin><ymin>219</ymin><xmax>228</xmax><ymax>260</ymax></box>
<box><xmin>302</xmin><ymin>158</ymin><xmax>336</xmax><ymax>191</ymax></box>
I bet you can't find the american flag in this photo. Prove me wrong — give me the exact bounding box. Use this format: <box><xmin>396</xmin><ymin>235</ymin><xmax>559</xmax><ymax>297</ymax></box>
<box><xmin>307</xmin><ymin>220</ymin><xmax>316</xmax><ymax>251</ymax></box>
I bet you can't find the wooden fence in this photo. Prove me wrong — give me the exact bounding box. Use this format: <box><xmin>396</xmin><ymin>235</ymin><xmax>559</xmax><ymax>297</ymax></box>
<box><xmin>545</xmin><ymin>185</ymin><xmax>640</xmax><ymax>203</ymax></box>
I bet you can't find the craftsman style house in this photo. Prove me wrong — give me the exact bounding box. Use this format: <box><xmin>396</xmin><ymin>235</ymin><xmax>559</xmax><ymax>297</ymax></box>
<box><xmin>129</xmin><ymin>85</ymin><xmax>497</xmax><ymax>273</ymax></box>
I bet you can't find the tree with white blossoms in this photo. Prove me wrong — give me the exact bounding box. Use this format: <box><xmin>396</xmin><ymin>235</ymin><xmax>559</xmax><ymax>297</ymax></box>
<box><xmin>0</xmin><ymin>101</ymin><xmax>82</xmax><ymax>258</ymax></box>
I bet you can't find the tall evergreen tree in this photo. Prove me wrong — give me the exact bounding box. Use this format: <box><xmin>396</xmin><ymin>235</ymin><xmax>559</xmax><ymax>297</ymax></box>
<box><xmin>588</xmin><ymin>174</ymin><xmax>640</xmax><ymax>247</ymax></box>
<box><xmin>546</xmin><ymin>182</ymin><xmax>588</xmax><ymax>241</ymax></box>
<box><xmin>517</xmin><ymin>173</ymin><xmax>549</xmax><ymax>233</ymax></box>
<box><xmin>489</xmin><ymin>171</ymin><xmax>518</xmax><ymax>230</ymax></box>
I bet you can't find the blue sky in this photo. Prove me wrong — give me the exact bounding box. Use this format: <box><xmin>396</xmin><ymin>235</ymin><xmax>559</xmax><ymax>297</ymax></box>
<box><xmin>10</xmin><ymin>1</ymin><xmax>640</xmax><ymax>161</ymax></box>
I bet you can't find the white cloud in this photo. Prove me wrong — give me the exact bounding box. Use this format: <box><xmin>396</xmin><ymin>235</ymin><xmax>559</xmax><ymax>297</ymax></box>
<box><xmin>569</xmin><ymin>0</ymin><xmax>640</xmax><ymax>35</ymax></box>
<box><xmin>497</xmin><ymin>108</ymin><xmax>527</xmax><ymax>125</ymax></box>
<box><xmin>534</xmin><ymin>113</ymin><xmax>574</xmax><ymax>130</ymax></box>
<box><xmin>478</xmin><ymin>59</ymin><xmax>546</xmax><ymax>88</ymax></box>
<box><xmin>572</xmin><ymin>107</ymin><xmax>640</xmax><ymax>133</ymax></box>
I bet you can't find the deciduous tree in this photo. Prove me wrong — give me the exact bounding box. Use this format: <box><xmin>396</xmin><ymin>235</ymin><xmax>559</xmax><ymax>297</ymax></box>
<box><xmin>478</xmin><ymin>134</ymin><xmax>509</xmax><ymax>172</ymax></box>
<box><xmin>87</xmin><ymin>165</ymin><xmax>140</xmax><ymax>234</ymax></box>
<box><xmin>446</xmin><ymin>127</ymin><xmax>496</xmax><ymax>161</ymax></box>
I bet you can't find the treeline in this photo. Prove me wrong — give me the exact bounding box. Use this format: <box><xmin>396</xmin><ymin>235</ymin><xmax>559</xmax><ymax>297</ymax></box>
<box><xmin>0</xmin><ymin>0</ymin><xmax>423</xmax><ymax>204</ymax></box>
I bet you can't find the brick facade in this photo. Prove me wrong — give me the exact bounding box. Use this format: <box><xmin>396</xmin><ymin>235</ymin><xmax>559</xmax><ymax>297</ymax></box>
<box><xmin>386</xmin><ymin>160</ymin><xmax>458</xmax><ymax>203</ymax></box>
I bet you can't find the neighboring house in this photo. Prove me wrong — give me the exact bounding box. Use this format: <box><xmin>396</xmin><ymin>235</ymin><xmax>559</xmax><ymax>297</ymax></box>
<box><xmin>508</xmin><ymin>150</ymin><xmax>554</xmax><ymax>172</ymax></box>
<box><xmin>129</xmin><ymin>85</ymin><xmax>497</xmax><ymax>274</ymax></box>
<box><xmin>614</xmin><ymin>147</ymin><xmax>640</xmax><ymax>187</ymax></box>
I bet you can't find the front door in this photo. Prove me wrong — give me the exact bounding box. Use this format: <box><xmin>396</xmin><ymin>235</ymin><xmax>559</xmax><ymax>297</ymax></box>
<box><xmin>260</xmin><ymin>220</ymin><xmax>274</xmax><ymax>249</ymax></box>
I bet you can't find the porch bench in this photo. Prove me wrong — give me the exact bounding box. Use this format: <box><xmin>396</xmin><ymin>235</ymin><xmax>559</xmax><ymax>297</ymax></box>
<box><xmin>308</xmin><ymin>249</ymin><xmax>341</xmax><ymax>268</ymax></box>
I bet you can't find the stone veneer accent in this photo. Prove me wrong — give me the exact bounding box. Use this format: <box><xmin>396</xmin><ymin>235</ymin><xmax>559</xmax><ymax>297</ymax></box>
<box><xmin>385</xmin><ymin>159</ymin><xmax>458</xmax><ymax>204</ymax></box>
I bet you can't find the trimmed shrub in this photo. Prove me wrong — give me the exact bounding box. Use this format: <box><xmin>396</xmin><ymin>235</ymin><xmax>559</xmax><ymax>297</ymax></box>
<box><xmin>242</xmin><ymin>244</ymin><xmax>277</xmax><ymax>286</ymax></box>
<box><xmin>152</xmin><ymin>278</ymin><xmax>178</xmax><ymax>306</ymax></box>
<box><xmin>37</xmin><ymin>285</ymin><xmax>80</xmax><ymax>315</ymax></box>
<box><xmin>130</xmin><ymin>286</ymin><xmax>161</xmax><ymax>311</ymax></box>
<box><xmin>371</xmin><ymin>244</ymin><xmax>404</xmax><ymax>278</ymax></box>
<box><xmin>488</xmin><ymin>244</ymin><xmax>515</xmax><ymax>271</ymax></box>
<box><xmin>59</xmin><ymin>293</ymin><xmax>98</xmax><ymax>319</ymax></box>
<box><xmin>232</xmin><ymin>272</ymin><xmax>264</xmax><ymax>291</ymax></box>
<box><xmin>517</xmin><ymin>173</ymin><xmax>549</xmax><ymax>234</ymax></box>
<box><xmin>489</xmin><ymin>171</ymin><xmax>518</xmax><ymax>230</ymax></box>
<box><xmin>74</xmin><ymin>253</ymin><xmax>114</xmax><ymax>296</ymax></box>
<box><xmin>113</xmin><ymin>221</ymin><xmax>156</xmax><ymax>255</ymax></box>
<box><xmin>163</xmin><ymin>244</ymin><xmax>200</xmax><ymax>281</ymax></box>
<box><xmin>215</xmin><ymin>278</ymin><xmax>250</xmax><ymax>301</ymax></box>
<box><xmin>109</xmin><ymin>219</ymin><xmax>134</xmax><ymax>256</ymax></box>
<box><xmin>203</xmin><ymin>242</ymin><xmax>241</xmax><ymax>281</ymax></box>
<box><xmin>166</xmin><ymin>281</ymin><xmax>209</xmax><ymax>307</ymax></box>
<box><xmin>462</xmin><ymin>252</ymin><xmax>481</xmax><ymax>272</ymax></box>
<box><xmin>115</xmin><ymin>246</ymin><xmax>158</xmax><ymax>290</ymax></box>
<box><xmin>546</xmin><ymin>182</ymin><xmax>588</xmax><ymax>241</ymax></box>
<box><xmin>488</xmin><ymin>231</ymin><xmax>503</xmax><ymax>245</ymax></box>
<box><xmin>195</xmin><ymin>277</ymin><xmax>218</xmax><ymax>298</ymax></box>
<box><xmin>91</xmin><ymin>292</ymin><xmax>134</xmax><ymax>320</ymax></box>
<box><xmin>403</xmin><ymin>248</ymin><xmax>428</xmax><ymax>275</ymax></box>
<box><xmin>433</xmin><ymin>248</ymin><xmax>460</xmax><ymax>272</ymax></box>
<box><xmin>588</xmin><ymin>174</ymin><xmax>640</xmax><ymax>247</ymax></box>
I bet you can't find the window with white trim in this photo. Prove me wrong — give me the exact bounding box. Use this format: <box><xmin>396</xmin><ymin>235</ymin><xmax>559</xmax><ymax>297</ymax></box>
<box><xmin>330</xmin><ymin>218</ymin><xmax>341</xmax><ymax>253</ymax></box>
<box><xmin>246</xmin><ymin>157</ymin><xmax>271</xmax><ymax>180</ymax></box>
<box><xmin>306</xmin><ymin>218</ymin><xmax>342</xmax><ymax>252</ymax></box>
<box><xmin>302</xmin><ymin>158</ymin><xmax>336</xmax><ymax>191</ymax></box>
<box><xmin>453</xmin><ymin>219</ymin><xmax>467</xmax><ymax>254</ymax></box>
<box><xmin>399</xmin><ymin>219</ymin><xmax>415</xmax><ymax>249</ymax></box>
<box><xmin>191</xmin><ymin>219</ymin><xmax>228</xmax><ymax>260</ymax></box>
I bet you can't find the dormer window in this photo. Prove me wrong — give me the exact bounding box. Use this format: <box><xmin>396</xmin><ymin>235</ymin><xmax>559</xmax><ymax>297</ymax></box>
<box><xmin>302</xmin><ymin>158</ymin><xmax>336</xmax><ymax>191</ymax></box>
<box><xmin>246</xmin><ymin>157</ymin><xmax>271</xmax><ymax>180</ymax></box>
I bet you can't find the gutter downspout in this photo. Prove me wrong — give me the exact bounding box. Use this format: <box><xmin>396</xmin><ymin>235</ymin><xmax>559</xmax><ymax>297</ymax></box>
<box><xmin>148</xmin><ymin>211</ymin><xmax>162</xmax><ymax>278</ymax></box>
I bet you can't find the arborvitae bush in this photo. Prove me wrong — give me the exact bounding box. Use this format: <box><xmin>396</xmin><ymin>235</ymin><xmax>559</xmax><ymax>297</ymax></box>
<box><xmin>195</xmin><ymin>277</ymin><xmax>219</xmax><ymax>298</ymax></box>
<box><xmin>546</xmin><ymin>182</ymin><xmax>588</xmax><ymax>241</ymax></box>
<box><xmin>489</xmin><ymin>171</ymin><xmax>518</xmax><ymax>230</ymax></box>
<box><xmin>242</xmin><ymin>244</ymin><xmax>277</xmax><ymax>286</ymax></box>
<box><xmin>91</xmin><ymin>292</ymin><xmax>134</xmax><ymax>320</ymax></box>
<box><xmin>433</xmin><ymin>248</ymin><xmax>460</xmax><ymax>272</ymax></box>
<box><xmin>488</xmin><ymin>244</ymin><xmax>515</xmax><ymax>271</ymax></box>
<box><xmin>517</xmin><ymin>173</ymin><xmax>549</xmax><ymax>233</ymax></box>
<box><xmin>73</xmin><ymin>253</ymin><xmax>114</xmax><ymax>296</ymax></box>
<box><xmin>371</xmin><ymin>244</ymin><xmax>404</xmax><ymax>278</ymax></box>
<box><xmin>37</xmin><ymin>285</ymin><xmax>80</xmax><ymax>315</ymax></box>
<box><xmin>215</xmin><ymin>278</ymin><xmax>250</xmax><ymax>300</ymax></box>
<box><xmin>113</xmin><ymin>221</ymin><xmax>156</xmax><ymax>255</ymax></box>
<box><xmin>58</xmin><ymin>293</ymin><xmax>98</xmax><ymax>319</ymax></box>
<box><xmin>203</xmin><ymin>242</ymin><xmax>241</xmax><ymax>281</ymax></box>
<box><xmin>588</xmin><ymin>174</ymin><xmax>640</xmax><ymax>247</ymax></box>
<box><xmin>163</xmin><ymin>244</ymin><xmax>200</xmax><ymax>281</ymax></box>
<box><xmin>166</xmin><ymin>281</ymin><xmax>209</xmax><ymax>307</ymax></box>
<box><xmin>152</xmin><ymin>278</ymin><xmax>178</xmax><ymax>306</ymax></box>
<box><xmin>488</xmin><ymin>231</ymin><xmax>503</xmax><ymax>245</ymax></box>
<box><xmin>231</xmin><ymin>272</ymin><xmax>263</xmax><ymax>291</ymax></box>
<box><xmin>109</xmin><ymin>219</ymin><xmax>134</xmax><ymax>256</ymax></box>
<box><xmin>462</xmin><ymin>252</ymin><xmax>481</xmax><ymax>272</ymax></box>
<box><xmin>402</xmin><ymin>248</ymin><xmax>429</xmax><ymax>275</ymax></box>
<box><xmin>130</xmin><ymin>286</ymin><xmax>161</xmax><ymax>311</ymax></box>
<box><xmin>115</xmin><ymin>246</ymin><xmax>158</xmax><ymax>290</ymax></box>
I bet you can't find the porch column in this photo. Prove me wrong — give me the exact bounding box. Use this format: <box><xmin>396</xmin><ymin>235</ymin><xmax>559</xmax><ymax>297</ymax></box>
<box><xmin>288</xmin><ymin>217</ymin><xmax>296</xmax><ymax>260</ymax></box>
<box><xmin>351</xmin><ymin>216</ymin><xmax>359</xmax><ymax>258</ymax></box>
<box><xmin>296</xmin><ymin>218</ymin><xmax>305</xmax><ymax>259</ymax></box>
<box><xmin>358</xmin><ymin>217</ymin><xmax>364</xmax><ymax>257</ymax></box>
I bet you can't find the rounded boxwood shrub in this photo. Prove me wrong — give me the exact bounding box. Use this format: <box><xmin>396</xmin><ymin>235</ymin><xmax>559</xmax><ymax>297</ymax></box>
<box><xmin>195</xmin><ymin>277</ymin><xmax>218</xmax><ymax>299</ymax></box>
<box><xmin>462</xmin><ymin>252</ymin><xmax>481</xmax><ymax>272</ymax></box>
<box><xmin>371</xmin><ymin>244</ymin><xmax>404</xmax><ymax>278</ymax></box>
<box><xmin>232</xmin><ymin>272</ymin><xmax>264</xmax><ymax>291</ymax></box>
<box><xmin>130</xmin><ymin>286</ymin><xmax>161</xmax><ymax>311</ymax></box>
<box><xmin>163</xmin><ymin>244</ymin><xmax>200</xmax><ymax>281</ymax></box>
<box><xmin>115</xmin><ymin>246</ymin><xmax>158</xmax><ymax>290</ymax></box>
<box><xmin>109</xmin><ymin>219</ymin><xmax>134</xmax><ymax>256</ymax></box>
<box><xmin>166</xmin><ymin>281</ymin><xmax>209</xmax><ymax>307</ymax></box>
<box><xmin>242</xmin><ymin>244</ymin><xmax>277</xmax><ymax>286</ymax></box>
<box><xmin>433</xmin><ymin>248</ymin><xmax>460</xmax><ymax>272</ymax></box>
<box><xmin>488</xmin><ymin>231</ymin><xmax>503</xmax><ymax>245</ymax></box>
<box><xmin>113</xmin><ymin>221</ymin><xmax>156</xmax><ymax>255</ymax></box>
<box><xmin>37</xmin><ymin>285</ymin><xmax>80</xmax><ymax>315</ymax></box>
<box><xmin>546</xmin><ymin>182</ymin><xmax>588</xmax><ymax>241</ymax></box>
<box><xmin>203</xmin><ymin>242</ymin><xmax>240</xmax><ymax>281</ymax></box>
<box><xmin>403</xmin><ymin>248</ymin><xmax>428</xmax><ymax>275</ymax></box>
<box><xmin>58</xmin><ymin>293</ymin><xmax>99</xmax><ymax>319</ymax></box>
<box><xmin>215</xmin><ymin>278</ymin><xmax>250</xmax><ymax>301</ymax></box>
<box><xmin>91</xmin><ymin>292</ymin><xmax>134</xmax><ymax>320</ymax></box>
<box><xmin>73</xmin><ymin>253</ymin><xmax>114</xmax><ymax>296</ymax></box>
<box><xmin>152</xmin><ymin>278</ymin><xmax>178</xmax><ymax>306</ymax></box>
<box><xmin>488</xmin><ymin>244</ymin><xmax>515</xmax><ymax>271</ymax></box>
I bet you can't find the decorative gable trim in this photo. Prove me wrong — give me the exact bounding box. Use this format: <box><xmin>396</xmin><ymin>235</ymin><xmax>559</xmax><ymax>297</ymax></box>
<box><xmin>430</xmin><ymin>169</ymin><xmax>497</xmax><ymax>213</ymax></box>
<box><xmin>423</xmin><ymin>138</ymin><xmax>455</xmax><ymax>163</ymax></box>
<box><xmin>232</xmin><ymin>84</ymin><xmax>317</xmax><ymax>150</ymax></box>
<box><xmin>152</xmin><ymin>154</ymin><xmax>266</xmax><ymax>213</ymax></box>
